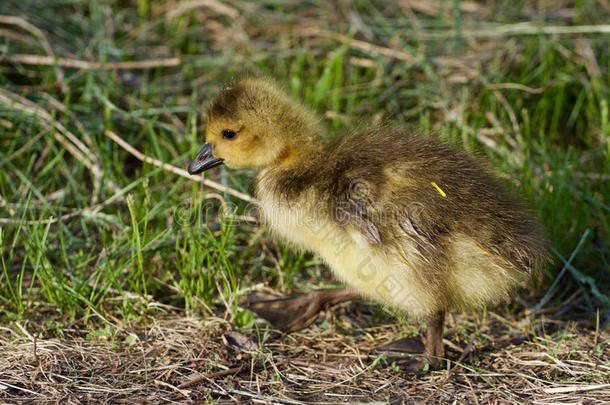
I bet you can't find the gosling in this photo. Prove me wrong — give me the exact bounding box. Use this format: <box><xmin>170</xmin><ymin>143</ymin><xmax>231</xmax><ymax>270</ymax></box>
<box><xmin>188</xmin><ymin>75</ymin><xmax>548</xmax><ymax>370</ymax></box>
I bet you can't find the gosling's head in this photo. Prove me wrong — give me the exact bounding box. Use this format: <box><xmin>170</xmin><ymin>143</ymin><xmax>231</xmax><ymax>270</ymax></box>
<box><xmin>188</xmin><ymin>76</ymin><xmax>321</xmax><ymax>174</ymax></box>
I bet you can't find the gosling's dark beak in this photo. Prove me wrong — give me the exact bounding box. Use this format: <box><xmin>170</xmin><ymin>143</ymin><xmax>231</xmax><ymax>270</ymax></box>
<box><xmin>187</xmin><ymin>143</ymin><xmax>224</xmax><ymax>175</ymax></box>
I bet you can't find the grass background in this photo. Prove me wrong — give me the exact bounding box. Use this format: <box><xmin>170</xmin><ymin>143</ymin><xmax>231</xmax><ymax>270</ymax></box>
<box><xmin>0</xmin><ymin>0</ymin><xmax>609</xmax><ymax>402</ymax></box>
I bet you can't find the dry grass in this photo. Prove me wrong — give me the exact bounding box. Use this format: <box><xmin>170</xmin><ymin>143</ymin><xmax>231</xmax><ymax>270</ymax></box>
<box><xmin>1</xmin><ymin>305</ymin><xmax>608</xmax><ymax>404</ymax></box>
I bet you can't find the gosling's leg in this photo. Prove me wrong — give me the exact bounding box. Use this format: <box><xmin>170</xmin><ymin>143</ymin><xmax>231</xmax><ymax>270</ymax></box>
<box><xmin>424</xmin><ymin>310</ymin><xmax>445</xmax><ymax>368</ymax></box>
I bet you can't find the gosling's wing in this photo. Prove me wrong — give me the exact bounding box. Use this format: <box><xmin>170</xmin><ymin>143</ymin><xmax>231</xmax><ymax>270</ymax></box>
<box><xmin>333</xmin><ymin>191</ymin><xmax>383</xmax><ymax>246</ymax></box>
<box><xmin>330</xmin><ymin>176</ymin><xmax>442</xmax><ymax>252</ymax></box>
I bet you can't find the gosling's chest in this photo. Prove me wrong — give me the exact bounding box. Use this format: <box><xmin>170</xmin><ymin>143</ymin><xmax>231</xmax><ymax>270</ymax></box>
<box><xmin>257</xmin><ymin>191</ymin><xmax>351</xmax><ymax>255</ymax></box>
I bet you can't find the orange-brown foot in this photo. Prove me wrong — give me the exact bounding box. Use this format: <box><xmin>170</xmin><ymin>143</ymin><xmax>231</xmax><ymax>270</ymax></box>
<box><xmin>374</xmin><ymin>339</ymin><xmax>441</xmax><ymax>371</ymax></box>
<box><xmin>246</xmin><ymin>288</ymin><xmax>359</xmax><ymax>332</ymax></box>
<box><xmin>396</xmin><ymin>356</ymin><xmax>439</xmax><ymax>371</ymax></box>
<box><xmin>373</xmin><ymin>311</ymin><xmax>446</xmax><ymax>372</ymax></box>
<box><xmin>375</xmin><ymin>337</ymin><xmax>425</xmax><ymax>354</ymax></box>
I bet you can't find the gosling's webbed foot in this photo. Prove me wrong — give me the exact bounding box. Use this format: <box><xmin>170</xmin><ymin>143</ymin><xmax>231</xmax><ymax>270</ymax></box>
<box><xmin>246</xmin><ymin>288</ymin><xmax>359</xmax><ymax>333</ymax></box>
<box><xmin>395</xmin><ymin>356</ymin><xmax>438</xmax><ymax>372</ymax></box>
<box><xmin>373</xmin><ymin>311</ymin><xmax>446</xmax><ymax>372</ymax></box>
<box><xmin>374</xmin><ymin>338</ymin><xmax>438</xmax><ymax>371</ymax></box>
<box><xmin>375</xmin><ymin>337</ymin><xmax>425</xmax><ymax>354</ymax></box>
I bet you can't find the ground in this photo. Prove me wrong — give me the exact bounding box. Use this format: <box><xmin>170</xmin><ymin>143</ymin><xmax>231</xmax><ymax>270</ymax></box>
<box><xmin>0</xmin><ymin>0</ymin><xmax>609</xmax><ymax>403</ymax></box>
<box><xmin>2</xmin><ymin>304</ymin><xmax>609</xmax><ymax>403</ymax></box>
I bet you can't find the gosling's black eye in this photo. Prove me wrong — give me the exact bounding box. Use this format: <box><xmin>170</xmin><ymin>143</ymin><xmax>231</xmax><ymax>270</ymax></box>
<box><xmin>222</xmin><ymin>129</ymin><xmax>237</xmax><ymax>140</ymax></box>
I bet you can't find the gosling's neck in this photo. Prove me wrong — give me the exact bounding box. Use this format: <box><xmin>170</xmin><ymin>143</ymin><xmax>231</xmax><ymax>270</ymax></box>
<box><xmin>256</xmin><ymin>116</ymin><xmax>327</xmax><ymax>202</ymax></box>
<box><xmin>268</xmin><ymin>103</ymin><xmax>326</xmax><ymax>170</ymax></box>
<box><xmin>272</xmin><ymin>138</ymin><xmax>324</xmax><ymax>170</ymax></box>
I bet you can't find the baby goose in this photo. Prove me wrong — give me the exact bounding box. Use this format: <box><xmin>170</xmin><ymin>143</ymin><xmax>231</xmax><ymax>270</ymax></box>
<box><xmin>188</xmin><ymin>75</ymin><xmax>549</xmax><ymax>370</ymax></box>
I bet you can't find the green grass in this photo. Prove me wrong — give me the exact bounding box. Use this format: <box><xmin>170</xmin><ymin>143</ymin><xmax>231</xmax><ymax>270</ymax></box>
<box><xmin>0</xmin><ymin>0</ymin><xmax>609</xmax><ymax>332</ymax></box>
